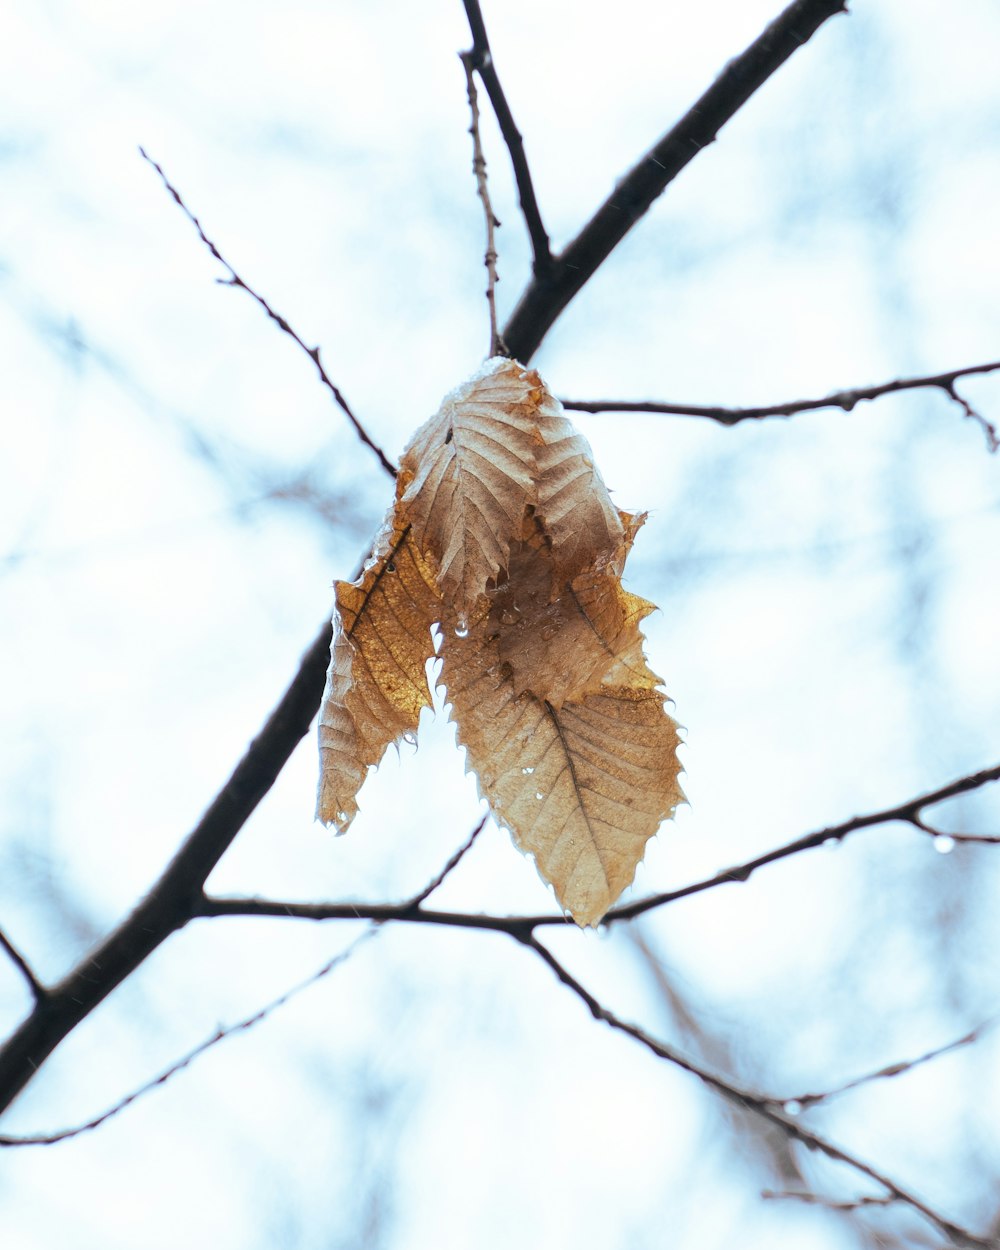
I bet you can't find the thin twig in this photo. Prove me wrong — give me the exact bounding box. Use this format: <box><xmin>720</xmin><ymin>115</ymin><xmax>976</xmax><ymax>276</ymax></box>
<box><xmin>0</xmin><ymin>932</ymin><xmax>376</xmax><ymax>1148</ymax></box>
<box><xmin>0</xmin><ymin>820</ymin><xmax>485</xmax><ymax>1147</ymax></box>
<box><xmin>0</xmin><ymin>928</ymin><xmax>45</xmax><ymax>1003</ymax></box>
<box><xmin>198</xmin><ymin>761</ymin><xmax>1000</xmax><ymax>932</ymax></box>
<box><xmin>778</xmin><ymin>1016</ymin><xmax>1000</xmax><ymax>1112</ymax></box>
<box><xmin>460</xmin><ymin>54</ymin><xmax>503</xmax><ymax>357</ymax></box>
<box><xmin>608</xmin><ymin>760</ymin><xmax>1000</xmax><ymax>926</ymax></box>
<box><xmin>762</xmin><ymin>1189</ymin><xmax>899</xmax><ymax>1213</ymax></box>
<box><xmin>501</xmin><ymin>0</ymin><xmax>848</xmax><ymax>362</ymax></box>
<box><xmin>0</xmin><ymin>617</ymin><xmax>334</xmax><ymax>1114</ymax></box>
<box><xmin>460</xmin><ymin>0</ymin><xmax>552</xmax><ymax>274</ymax></box>
<box><xmin>561</xmin><ymin>360</ymin><xmax>1000</xmax><ymax>450</ymax></box>
<box><xmin>517</xmin><ymin>932</ymin><xmax>992</xmax><ymax>1249</ymax></box>
<box><xmin>402</xmin><ymin>814</ymin><xmax>488</xmax><ymax>909</ymax></box>
<box><xmin>138</xmin><ymin>148</ymin><xmax>397</xmax><ymax>479</ymax></box>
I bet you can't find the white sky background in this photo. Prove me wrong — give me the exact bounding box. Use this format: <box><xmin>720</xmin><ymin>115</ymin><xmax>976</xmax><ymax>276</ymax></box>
<box><xmin>2</xmin><ymin>1</ymin><xmax>1000</xmax><ymax>1248</ymax></box>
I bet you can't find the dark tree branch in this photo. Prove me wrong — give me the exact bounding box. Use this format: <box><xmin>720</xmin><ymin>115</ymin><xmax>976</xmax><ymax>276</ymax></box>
<box><xmin>0</xmin><ymin>620</ymin><xmax>333</xmax><ymax>1114</ymax></box>
<box><xmin>501</xmin><ymin>0</ymin><xmax>848</xmax><ymax>362</ymax></box>
<box><xmin>608</xmin><ymin>760</ymin><xmax>1000</xmax><ymax>924</ymax></box>
<box><xmin>778</xmin><ymin>1016</ymin><xmax>1000</xmax><ymax>1112</ymax></box>
<box><xmin>561</xmin><ymin>359</ymin><xmax>1000</xmax><ymax>449</ymax></box>
<box><xmin>0</xmin><ymin>932</ymin><xmax>374</xmax><ymax>1148</ymax></box>
<box><xmin>460</xmin><ymin>52</ymin><xmax>504</xmax><ymax>357</ymax></box>
<box><xmin>404</xmin><ymin>814</ymin><xmax>488</xmax><ymax>909</ymax></box>
<box><xmin>197</xmin><ymin>762</ymin><xmax>1000</xmax><ymax>933</ymax></box>
<box><xmin>0</xmin><ymin>820</ymin><xmax>485</xmax><ymax>1146</ymax></box>
<box><xmin>762</xmin><ymin>1189</ymin><xmax>899</xmax><ymax>1213</ymax></box>
<box><xmin>460</xmin><ymin>0</ymin><xmax>552</xmax><ymax>274</ymax></box>
<box><xmin>138</xmin><ymin>149</ymin><xmax>398</xmax><ymax>480</ymax></box>
<box><xmin>0</xmin><ymin>927</ymin><xmax>46</xmax><ymax>1004</ymax></box>
<box><xmin>517</xmin><ymin>932</ymin><xmax>991</xmax><ymax>1249</ymax></box>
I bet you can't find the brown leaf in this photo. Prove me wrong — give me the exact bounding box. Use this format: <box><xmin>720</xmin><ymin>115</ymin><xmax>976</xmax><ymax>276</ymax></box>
<box><xmin>316</xmin><ymin>511</ymin><xmax>441</xmax><ymax>831</ymax></box>
<box><xmin>440</xmin><ymin>613</ymin><xmax>683</xmax><ymax>927</ymax></box>
<box><xmin>318</xmin><ymin>357</ymin><xmax>684</xmax><ymax>924</ymax></box>
<box><xmin>487</xmin><ymin>512</ymin><xmax>650</xmax><ymax>708</ymax></box>
<box><xmin>442</xmin><ymin>560</ymin><xmax>685</xmax><ymax>930</ymax></box>
<box><xmin>400</xmin><ymin>358</ymin><xmax>623</xmax><ymax>616</ymax></box>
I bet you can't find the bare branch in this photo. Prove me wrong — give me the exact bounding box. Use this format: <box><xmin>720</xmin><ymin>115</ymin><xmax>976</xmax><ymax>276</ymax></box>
<box><xmin>138</xmin><ymin>148</ymin><xmax>397</xmax><ymax>479</ymax></box>
<box><xmin>0</xmin><ymin>931</ymin><xmax>375</xmax><ymax>1148</ymax></box>
<box><xmin>403</xmin><ymin>814</ymin><xmax>488</xmax><ymax>909</ymax></box>
<box><xmin>0</xmin><ymin>618</ymin><xmax>333</xmax><ymax>1114</ymax></box>
<box><xmin>561</xmin><ymin>359</ymin><xmax>1000</xmax><ymax>449</ymax></box>
<box><xmin>518</xmin><ymin>932</ymin><xmax>992</xmax><ymax>1249</ymax></box>
<box><xmin>762</xmin><ymin>1189</ymin><xmax>899</xmax><ymax>1213</ymax></box>
<box><xmin>460</xmin><ymin>0</ymin><xmax>552</xmax><ymax>274</ymax></box>
<box><xmin>608</xmin><ymin>760</ymin><xmax>1000</xmax><ymax>925</ymax></box>
<box><xmin>0</xmin><ymin>927</ymin><xmax>45</xmax><ymax>1003</ymax></box>
<box><xmin>460</xmin><ymin>53</ymin><xmax>504</xmax><ymax>357</ymax></box>
<box><xmin>778</xmin><ymin>1016</ymin><xmax>1000</xmax><ymax>1112</ymax></box>
<box><xmin>501</xmin><ymin>0</ymin><xmax>848</xmax><ymax>362</ymax></box>
<box><xmin>198</xmin><ymin>895</ymin><xmax>526</xmax><ymax>933</ymax></box>
<box><xmin>199</xmin><ymin>761</ymin><xmax>1000</xmax><ymax>932</ymax></box>
<box><xmin>0</xmin><ymin>821</ymin><xmax>484</xmax><ymax>1147</ymax></box>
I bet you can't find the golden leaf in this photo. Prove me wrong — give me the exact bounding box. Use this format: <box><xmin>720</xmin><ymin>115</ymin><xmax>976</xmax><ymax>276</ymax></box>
<box><xmin>439</xmin><ymin>609</ymin><xmax>684</xmax><ymax>927</ymax></box>
<box><xmin>316</xmin><ymin>510</ymin><xmax>441</xmax><ymax>831</ymax></box>
<box><xmin>399</xmin><ymin>358</ymin><xmax>623</xmax><ymax>616</ymax></box>
<box><xmin>486</xmin><ymin>512</ymin><xmax>649</xmax><ymax>708</ymax></box>
<box><xmin>318</xmin><ymin>357</ymin><xmax>685</xmax><ymax>924</ymax></box>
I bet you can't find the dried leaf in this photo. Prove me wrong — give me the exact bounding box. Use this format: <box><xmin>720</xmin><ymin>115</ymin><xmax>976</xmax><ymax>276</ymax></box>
<box><xmin>439</xmin><ymin>616</ymin><xmax>683</xmax><ymax>927</ymax></box>
<box><xmin>316</xmin><ymin>510</ymin><xmax>441</xmax><ymax>831</ymax></box>
<box><xmin>486</xmin><ymin>513</ymin><xmax>648</xmax><ymax>708</ymax></box>
<box><xmin>400</xmin><ymin>358</ymin><xmax>623</xmax><ymax>615</ymax></box>
<box><xmin>318</xmin><ymin>357</ymin><xmax>685</xmax><ymax>924</ymax></box>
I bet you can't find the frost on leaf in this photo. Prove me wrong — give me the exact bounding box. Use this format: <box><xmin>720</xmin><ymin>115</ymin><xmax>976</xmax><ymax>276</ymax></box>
<box><xmin>318</xmin><ymin>356</ymin><xmax>684</xmax><ymax>923</ymax></box>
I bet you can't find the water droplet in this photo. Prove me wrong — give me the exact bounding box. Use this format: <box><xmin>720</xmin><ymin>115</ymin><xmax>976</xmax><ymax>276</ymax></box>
<box><xmin>540</xmin><ymin>624</ymin><xmax>559</xmax><ymax>641</ymax></box>
<box><xmin>934</xmin><ymin>835</ymin><xmax>956</xmax><ymax>855</ymax></box>
<box><xmin>535</xmin><ymin>791</ymin><xmax>544</xmax><ymax>801</ymax></box>
<box><xmin>499</xmin><ymin>605</ymin><xmax>522</xmax><ymax>626</ymax></box>
<box><xmin>823</xmin><ymin>837</ymin><xmax>840</xmax><ymax>851</ymax></box>
<box><xmin>521</xmin><ymin>766</ymin><xmax>534</xmax><ymax>775</ymax></box>
<box><xmin>783</xmin><ymin>1099</ymin><xmax>802</xmax><ymax>1116</ymax></box>
<box><xmin>454</xmin><ymin>624</ymin><xmax>469</xmax><ymax>638</ymax></box>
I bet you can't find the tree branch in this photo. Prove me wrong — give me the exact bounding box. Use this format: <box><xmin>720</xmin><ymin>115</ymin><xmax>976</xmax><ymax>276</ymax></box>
<box><xmin>0</xmin><ymin>932</ymin><xmax>374</xmax><ymax>1148</ymax></box>
<box><xmin>138</xmin><ymin>149</ymin><xmax>397</xmax><ymax>479</ymax></box>
<box><xmin>607</xmin><ymin>760</ymin><xmax>1000</xmax><ymax>924</ymax></box>
<box><xmin>0</xmin><ymin>927</ymin><xmax>46</xmax><ymax>1004</ymax></box>
<box><xmin>778</xmin><ymin>1015</ymin><xmax>1000</xmax><ymax>1112</ymax></box>
<box><xmin>761</xmin><ymin>1189</ymin><xmax>900</xmax><ymax>1213</ymax></box>
<box><xmin>197</xmin><ymin>761</ymin><xmax>1000</xmax><ymax>933</ymax></box>
<box><xmin>517</xmin><ymin>932</ymin><xmax>991</xmax><ymax>1248</ymax></box>
<box><xmin>460</xmin><ymin>0</ymin><xmax>552</xmax><ymax>274</ymax></box>
<box><xmin>460</xmin><ymin>51</ymin><xmax>504</xmax><ymax>357</ymax></box>
<box><xmin>501</xmin><ymin>0</ymin><xmax>848</xmax><ymax>362</ymax></box>
<box><xmin>561</xmin><ymin>359</ymin><xmax>1000</xmax><ymax>449</ymax></box>
<box><xmin>0</xmin><ymin>619</ymin><xmax>333</xmax><ymax>1114</ymax></box>
<box><xmin>0</xmin><ymin>819</ymin><xmax>485</xmax><ymax>1146</ymax></box>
